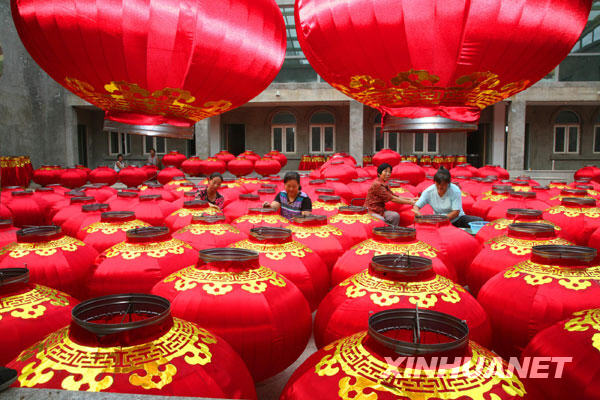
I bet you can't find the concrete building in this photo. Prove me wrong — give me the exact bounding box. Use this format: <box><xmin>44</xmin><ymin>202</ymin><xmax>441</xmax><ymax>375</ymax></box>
<box><xmin>2</xmin><ymin>0</ymin><xmax>600</xmax><ymax>180</ymax></box>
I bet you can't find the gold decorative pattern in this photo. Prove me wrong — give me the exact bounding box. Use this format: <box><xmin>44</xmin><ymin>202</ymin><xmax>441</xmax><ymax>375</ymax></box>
<box><xmin>352</xmin><ymin>239</ymin><xmax>438</xmax><ymax>258</ymax></box>
<box><xmin>84</xmin><ymin>220</ymin><xmax>150</xmax><ymax>235</ymax></box>
<box><xmin>16</xmin><ymin>318</ymin><xmax>215</xmax><ymax>391</ymax></box>
<box><xmin>230</xmin><ymin>240</ymin><xmax>312</xmax><ymax>260</ymax></box>
<box><xmin>0</xmin><ymin>236</ymin><xmax>85</xmax><ymax>258</ymax></box>
<box><xmin>0</xmin><ymin>285</ymin><xmax>70</xmax><ymax>321</ymax></box>
<box><xmin>511</xmin><ymin>186</ymin><xmax>531</xmax><ymax>192</ymax></box>
<box><xmin>289</xmin><ymin>225</ymin><xmax>343</xmax><ymax>239</ymax></box>
<box><xmin>488</xmin><ymin>235</ymin><xmax>571</xmax><ymax>256</ymax></box>
<box><xmin>104</xmin><ymin>239</ymin><xmax>192</xmax><ymax>260</ymax></box>
<box><xmin>233</xmin><ymin>215</ymin><xmax>288</xmax><ymax>225</ymax></box>
<box><xmin>162</xmin><ymin>265</ymin><xmax>286</xmax><ymax>295</ymax></box>
<box><xmin>330</xmin><ymin>70</ymin><xmax>530</xmax><ymax>112</ymax></box>
<box><xmin>329</xmin><ymin>214</ymin><xmax>378</xmax><ymax>225</ymax></box>
<box><xmin>176</xmin><ymin>224</ymin><xmax>240</xmax><ymax>236</ymax></box>
<box><xmin>169</xmin><ymin>208</ymin><xmax>220</xmax><ymax>218</ymax></box>
<box><xmin>391</xmin><ymin>187</ymin><xmax>408</xmax><ymax>195</ymax></box>
<box><xmin>339</xmin><ymin>271</ymin><xmax>464</xmax><ymax>307</ymax></box>
<box><xmin>314</xmin><ymin>332</ymin><xmax>526</xmax><ymax>400</ymax></box>
<box><xmin>564</xmin><ymin>309</ymin><xmax>600</xmax><ymax>352</ymax></box>
<box><xmin>65</xmin><ymin>78</ymin><xmax>232</xmax><ymax>123</ymax></box>
<box><xmin>546</xmin><ymin>205</ymin><xmax>600</xmax><ymax>218</ymax></box>
<box><xmin>312</xmin><ymin>202</ymin><xmax>344</xmax><ymax>211</ymax></box>
<box><xmin>503</xmin><ymin>260</ymin><xmax>600</xmax><ymax>291</ymax></box>
<box><xmin>488</xmin><ymin>219</ymin><xmax>561</xmax><ymax>231</ymax></box>
<box><xmin>481</xmin><ymin>191</ymin><xmax>509</xmax><ymax>202</ymax></box>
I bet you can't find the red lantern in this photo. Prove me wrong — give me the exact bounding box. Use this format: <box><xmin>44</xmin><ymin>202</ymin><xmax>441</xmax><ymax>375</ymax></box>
<box><xmin>268</xmin><ymin>150</ymin><xmax>288</xmax><ymax>167</ymax></box>
<box><xmin>161</xmin><ymin>151</ymin><xmax>187</xmax><ymax>168</ymax></box>
<box><xmin>106</xmin><ymin>191</ymin><xmax>140</xmax><ymax>211</ymax></box>
<box><xmin>545</xmin><ymin>187</ymin><xmax>590</xmax><ymax>206</ymax></box>
<box><xmin>522</xmin><ymin>308</ymin><xmax>600</xmax><ymax>400</ymax></box>
<box><xmin>223</xmin><ymin>194</ymin><xmax>264</xmax><ymax>222</ymax></box>
<box><xmin>543</xmin><ymin>197</ymin><xmax>600</xmax><ymax>245</ymax></box>
<box><xmin>82</xmin><ymin>183</ymin><xmax>118</xmax><ymax>203</ymax></box>
<box><xmin>228</xmin><ymin>157</ymin><xmax>255</xmax><ymax>177</ymax></box>
<box><xmin>179</xmin><ymin>156</ymin><xmax>202</xmax><ymax>177</ymax></box>
<box><xmin>256</xmin><ymin>187</ymin><xmax>277</xmax><ymax>204</ymax></box>
<box><xmin>254</xmin><ymin>156</ymin><xmax>281</xmax><ymax>177</ymax></box>
<box><xmin>59</xmin><ymin>167</ymin><xmax>88</xmax><ymax>188</ymax></box>
<box><xmin>164</xmin><ymin>200</ymin><xmax>222</xmax><ymax>232</ymax></box>
<box><xmin>321</xmin><ymin>160</ymin><xmax>358</xmax><ymax>184</ymax></box>
<box><xmin>571</xmin><ymin>177</ymin><xmax>600</xmax><ymax>191</ymax></box>
<box><xmin>152</xmin><ymin>248</ymin><xmax>311</xmax><ymax>382</ymax></box>
<box><xmin>476</xmin><ymin>208</ymin><xmax>562</xmax><ymax>244</ymax></box>
<box><xmin>229</xmin><ymin>227</ymin><xmax>329</xmax><ymax>311</ymax></box>
<box><xmin>0</xmin><ymin>268</ymin><xmax>78</xmax><ymax>366</ymax></box>
<box><xmin>199</xmin><ymin>157</ymin><xmax>227</xmax><ymax>175</ymax></box>
<box><xmin>479</xmin><ymin>165</ymin><xmax>510</xmax><ymax>180</ymax></box>
<box><xmin>51</xmin><ymin>196</ymin><xmax>95</xmax><ymax>226</ymax></box>
<box><xmin>295</xmin><ymin>0</ymin><xmax>590</xmax><ymax>125</ymax></box>
<box><xmin>282</xmin><ymin>309</ymin><xmax>529</xmax><ymax>400</ymax></box>
<box><xmin>471</xmin><ymin>185</ymin><xmax>512</xmax><ymax>219</ymax></box>
<box><xmin>478</xmin><ymin>245</ymin><xmax>600</xmax><ymax>359</ymax></box>
<box><xmin>5</xmin><ymin>190</ymin><xmax>49</xmax><ymax>227</ymax></box>
<box><xmin>0</xmin><ymin>226</ymin><xmax>98</xmax><ymax>299</ymax></box>
<box><xmin>236</xmin><ymin>177</ymin><xmax>261</xmax><ymax>194</ymax></box>
<box><xmin>485</xmin><ymin>191</ymin><xmax>550</xmax><ymax>221</ymax></box>
<box><xmin>173</xmin><ymin>215</ymin><xmax>247</xmax><ymax>251</ymax></box>
<box><xmin>0</xmin><ymin>219</ymin><xmax>18</xmax><ymax>247</ymax></box>
<box><xmin>141</xmin><ymin>163</ymin><xmax>159</xmax><ymax>180</ymax></box>
<box><xmin>323</xmin><ymin>178</ymin><xmax>354</xmax><ymax>203</ymax></box>
<box><xmin>133</xmin><ymin>194</ymin><xmax>177</xmax><ymax>226</ymax></box>
<box><xmin>317</xmin><ymin>255</ymin><xmax>490</xmax><ymax>348</ymax></box>
<box><xmin>372</xmin><ymin>149</ymin><xmax>401</xmax><ymax>167</ymax></box>
<box><xmin>231</xmin><ymin>207</ymin><xmax>289</xmax><ymax>235</ymax></box>
<box><xmin>214</xmin><ymin>150</ymin><xmax>236</xmax><ymax>166</ymax></box>
<box><xmin>328</xmin><ymin>206</ymin><xmax>385</xmax><ymax>246</ymax></box>
<box><xmin>61</xmin><ymin>203</ymin><xmax>111</xmax><ymax>237</ymax></box>
<box><xmin>311</xmin><ymin>195</ymin><xmax>347</xmax><ymax>218</ymax></box>
<box><xmin>117</xmin><ymin>166</ymin><xmax>146</xmax><ymax>187</ymax></box>
<box><xmin>78</xmin><ymin>211</ymin><xmax>150</xmax><ymax>253</ymax></box>
<box><xmin>467</xmin><ymin>223</ymin><xmax>572</xmax><ymax>297</ymax></box>
<box><xmin>575</xmin><ymin>165</ymin><xmax>600</xmax><ymax>183</ymax></box>
<box><xmin>139</xmin><ymin>182</ymin><xmax>178</xmax><ymax>202</ymax></box>
<box><xmin>33</xmin><ymin>187</ymin><xmax>65</xmax><ymax>213</ymax></box>
<box><xmin>7</xmin><ymin>294</ymin><xmax>257</xmax><ymax>399</ymax></box>
<box><xmin>32</xmin><ymin>166</ymin><xmax>61</xmax><ymax>186</ymax></box>
<box><xmin>391</xmin><ymin>161</ymin><xmax>426</xmax><ymax>185</ymax></box>
<box><xmin>331</xmin><ymin>226</ymin><xmax>455</xmax><ymax>286</ymax></box>
<box><xmin>89</xmin><ymin>166</ymin><xmax>118</xmax><ymax>186</ymax></box>
<box><xmin>155</xmin><ymin>166</ymin><xmax>184</xmax><ymax>185</ymax></box>
<box><xmin>88</xmin><ymin>227</ymin><xmax>197</xmax><ymax>297</ymax></box>
<box><xmin>239</xmin><ymin>150</ymin><xmax>261</xmax><ymax>164</ymax></box>
<box><xmin>46</xmin><ymin>190</ymin><xmax>86</xmax><ymax>222</ymax></box>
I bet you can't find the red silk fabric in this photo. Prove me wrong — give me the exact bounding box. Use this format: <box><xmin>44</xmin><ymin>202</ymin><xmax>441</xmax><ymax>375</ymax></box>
<box><xmin>327</xmin><ymin>208</ymin><xmax>385</xmax><ymax>247</ymax></box>
<box><xmin>295</xmin><ymin>0</ymin><xmax>591</xmax><ymax>123</ymax></box>
<box><xmin>173</xmin><ymin>218</ymin><xmax>247</xmax><ymax>251</ymax></box>
<box><xmin>0</xmin><ymin>220</ymin><xmax>18</xmax><ymax>247</ymax></box>
<box><xmin>161</xmin><ymin>151</ymin><xmax>187</xmax><ymax>168</ymax></box>
<box><xmin>78</xmin><ymin>213</ymin><xmax>150</xmax><ymax>253</ymax></box>
<box><xmin>118</xmin><ymin>166</ymin><xmax>147</xmax><ymax>187</ymax></box>
<box><xmin>543</xmin><ymin>199</ymin><xmax>600</xmax><ymax>245</ymax></box>
<box><xmin>485</xmin><ymin>193</ymin><xmax>550</xmax><ymax>221</ymax></box>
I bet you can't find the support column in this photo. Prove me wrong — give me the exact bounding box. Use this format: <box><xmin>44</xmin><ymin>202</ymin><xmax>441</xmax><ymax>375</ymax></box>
<box><xmin>209</xmin><ymin>115</ymin><xmax>221</xmax><ymax>156</ymax></box>
<box><xmin>506</xmin><ymin>100</ymin><xmax>526</xmax><ymax>172</ymax></box>
<box><xmin>194</xmin><ymin>119</ymin><xmax>209</xmax><ymax>158</ymax></box>
<box><xmin>349</xmin><ymin>100</ymin><xmax>364</xmax><ymax>165</ymax></box>
<box><xmin>492</xmin><ymin>102</ymin><xmax>507</xmax><ymax>167</ymax></box>
<box><xmin>64</xmin><ymin>105</ymin><xmax>78</xmax><ymax>166</ymax></box>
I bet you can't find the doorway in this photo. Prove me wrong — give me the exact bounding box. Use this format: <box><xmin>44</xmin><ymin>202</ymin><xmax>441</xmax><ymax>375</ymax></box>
<box><xmin>224</xmin><ymin>124</ymin><xmax>245</xmax><ymax>156</ymax></box>
<box><xmin>77</xmin><ymin>124</ymin><xmax>88</xmax><ymax>166</ymax></box>
<box><xmin>466</xmin><ymin>123</ymin><xmax>490</xmax><ymax>167</ymax></box>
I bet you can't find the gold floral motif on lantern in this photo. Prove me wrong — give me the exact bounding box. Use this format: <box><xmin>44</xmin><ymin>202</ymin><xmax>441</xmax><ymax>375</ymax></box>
<box><xmin>480</xmin><ymin>191</ymin><xmax>509</xmax><ymax>202</ymax></box>
<box><xmin>170</xmin><ymin>208</ymin><xmax>220</xmax><ymax>218</ymax></box>
<box><xmin>16</xmin><ymin>318</ymin><xmax>215</xmax><ymax>391</ymax></box>
<box><xmin>230</xmin><ymin>240</ymin><xmax>312</xmax><ymax>261</ymax></box>
<box><xmin>488</xmin><ymin>236</ymin><xmax>571</xmax><ymax>256</ymax></box>
<box><xmin>289</xmin><ymin>225</ymin><xmax>343</xmax><ymax>239</ymax></box>
<box><xmin>329</xmin><ymin>214</ymin><xmax>377</xmax><ymax>225</ymax></box>
<box><xmin>391</xmin><ymin>187</ymin><xmax>408</xmax><ymax>195</ymax></box>
<box><xmin>564</xmin><ymin>309</ymin><xmax>600</xmax><ymax>352</ymax></box>
<box><xmin>546</xmin><ymin>205</ymin><xmax>600</xmax><ymax>218</ymax></box>
<box><xmin>511</xmin><ymin>186</ymin><xmax>531</xmax><ymax>192</ymax></box>
<box><xmin>84</xmin><ymin>220</ymin><xmax>150</xmax><ymax>235</ymax></box>
<box><xmin>312</xmin><ymin>202</ymin><xmax>343</xmax><ymax>211</ymax></box>
<box><xmin>162</xmin><ymin>265</ymin><xmax>286</xmax><ymax>295</ymax></box>
<box><xmin>330</xmin><ymin>69</ymin><xmax>530</xmax><ymax>111</ymax></box>
<box><xmin>489</xmin><ymin>219</ymin><xmax>561</xmax><ymax>231</ymax></box>
<box><xmin>0</xmin><ymin>285</ymin><xmax>70</xmax><ymax>321</ymax></box>
<box><xmin>233</xmin><ymin>215</ymin><xmax>288</xmax><ymax>225</ymax></box>
<box><xmin>340</xmin><ymin>271</ymin><xmax>464</xmax><ymax>307</ymax></box>
<box><xmin>64</xmin><ymin>77</ymin><xmax>232</xmax><ymax>123</ymax></box>
<box><xmin>352</xmin><ymin>239</ymin><xmax>438</xmax><ymax>258</ymax></box>
<box><xmin>104</xmin><ymin>239</ymin><xmax>191</xmax><ymax>260</ymax></box>
<box><xmin>0</xmin><ymin>236</ymin><xmax>85</xmax><ymax>258</ymax></box>
<box><xmin>177</xmin><ymin>224</ymin><xmax>240</xmax><ymax>236</ymax></box>
<box><xmin>314</xmin><ymin>332</ymin><xmax>526</xmax><ymax>399</ymax></box>
<box><xmin>503</xmin><ymin>260</ymin><xmax>600</xmax><ymax>291</ymax></box>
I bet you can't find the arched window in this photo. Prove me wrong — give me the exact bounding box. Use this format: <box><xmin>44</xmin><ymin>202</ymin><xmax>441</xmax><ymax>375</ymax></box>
<box><xmin>373</xmin><ymin>113</ymin><xmax>399</xmax><ymax>152</ymax></box>
<box><xmin>553</xmin><ymin>110</ymin><xmax>580</xmax><ymax>154</ymax></box>
<box><xmin>271</xmin><ymin>111</ymin><xmax>296</xmax><ymax>154</ymax></box>
<box><xmin>309</xmin><ymin>111</ymin><xmax>335</xmax><ymax>154</ymax></box>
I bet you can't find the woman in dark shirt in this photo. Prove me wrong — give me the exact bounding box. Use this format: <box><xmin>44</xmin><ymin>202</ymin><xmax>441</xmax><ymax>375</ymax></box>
<box><xmin>263</xmin><ymin>172</ymin><xmax>312</xmax><ymax>220</ymax></box>
<box><xmin>196</xmin><ymin>172</ymin><xmax>225</xmax><ymax>210</ymax></box>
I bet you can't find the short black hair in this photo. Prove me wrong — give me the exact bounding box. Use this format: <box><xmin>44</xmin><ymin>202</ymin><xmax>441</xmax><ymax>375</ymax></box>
<box><xmin>377</xmin><ymin>163</ymin><xmax>392</xmax><ymax>176</ymax></box>
<box><xmin>283</xmin><ymin>171</ymin><xmax>301</xmax><ymax>185</ymax></box>
<box><xmin>434</xmin><ymin>167</ymin><xmax>451</xmax><ymax>184</ymax></box>
<box><xmin>117</xmin><ymin>154</ymin><xmax>123</xmax><ymax>158</ymax></box>
<box><xmin>209</xmin><ymin>172</ymin><xmax>223</xmax><ymax>181</ymax></box>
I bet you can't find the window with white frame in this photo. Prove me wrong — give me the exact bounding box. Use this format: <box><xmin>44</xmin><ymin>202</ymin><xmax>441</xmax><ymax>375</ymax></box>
<box><xmin>594</xmin><ymin>125</ymin><xmax>600</xmax><ymax>153</ymax></box>
<box><xmin>143</xmin><ymin>136</ymin><xmax>167</xmax><ymax>155</ymax></box>
<box><xmin>309</xmin><ymin>111</ymin><xmax>335</xmax><ymax>154</ymax></box>
<box><xmin>553</xmin><ymin>111</ymin><xmax>580</xmax><ymax>154</ymax></box>
<box><xmin>413</xmin><ymin>132</ymin><xmax>438</xmax><ymax>153</ymax></box>
<box><xmin>106</xmin><ymin>130</ymin><xmax>131</xmax><ymax>155</ymax></box>
<box><xmin>373</xmin><ymin>127</ymin><xmax>399</xmax><ymax>152</ymax></box>
<box><xmin>271</xmin><ymin>112</ymin><xmax>296</xmax><ymax>153</ymax></box>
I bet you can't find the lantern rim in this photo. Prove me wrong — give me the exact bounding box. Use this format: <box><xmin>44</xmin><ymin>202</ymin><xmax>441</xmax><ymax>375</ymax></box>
<box><xmin>0</xmin><ymin>219</ymin><xmax>13</xmax><ymax>229</ymax></box>
<box><xmin>309</xmin><ymin>179</ymin><xmax>326</xmax><ymax>185</ymax></box>
<box><xmin>17</xmin><ymin>225</ymin><xmax>62</xmax><ymax>242</ymax></box>
<box><xmin>183</xmin><ymin>200</ymin><xmax>208</xmax><ymax>209</ymax></box>
<box><xmin>415</xmin><ymin>215</ymin><xmax>449</xmax><ymax>224</ymax></box>
<box><xmin>293</xmin><ymin>214</ymin><xmax>327</xmax><ymax>224</ymax></box>
<box><xmin>70</xmin><ymin>196</ymin><xmax>95</xmax><ymax>204</ymax></box>
<box><xmin>116</xmin><ymin>191</ymin><xmax>139</xmax><ymax>198</ymax></box>
<box><xmin>508</xmin><ymin>223</ymin><xmax>555</xmax><ymax>237</ymax></box>
<box><xmin>0</xmin><ymin>268</ymin><xmax>29</xmax><ymax>287</ymax></box>
<box><xmin>126</xmin><ymin>226</ymin><xmax>170</xmax><ymax>241</ymax></box>
<box><xmin>81</xmin><ymin>203</ymin><xmax>110</xmax><ymax>212</ymax></box>
<box><xmin>506</xmin><ymin>208</ymin><xmax>542</xmax><ymax>218</ymax></box>
<box><xmin>100</xmin><ymin>211</ymin><xmax>135</xmax><ymax>223</ymax></box>
<box><xmin>139</xmin><ymin>194</ymin><xmax>162</xmax><ymax>201</ymax></box>
<box><xmin>317</xmin><ymin>195</ymin><xmax>341</xmax><ymax>203</ymax></box>
<box><xmin>35</xmin><ymin>187</ymin><xmax>54</xmax><ymax>193</ymax></box>
<box><xmin>373</xmin><ymin>226</ymin><xmax>416</xmax><ymax>240</ymax></box>
<box><xmin>199</xmin><ymin>248</ymin><xmax>259</xmax><ymax>263</ymax></box>
<box><xmin>249</xmin><ymin>227</ymin><xmax>292</xmax><ymax>241</ymax></box>
<box><xmin>338</xmin><ymin>205</ymin><xmax>367</xmax><ymax>215</ymax></box>
<box><xmin>65</xmin><ymin>190</ymin><xmax>86</xmax><ymax>197</ymax></box>
<box><xmin>239</xmin><ymin>194</ymin><xmax>260</xmax><ymax>200</ymax></box>
<box><xmin>508</xmin><ymin>190</ymin><xmax>536</xmax><ymax>199</ymax></box>
<box><xmin>561</xmin><ymin>197</ymin><xmax>596</xmax><ymax>207</ymax></box>
<box><xmin>191</xmin><ymin>214</ymin><xmax>226</xmax><ymax>224</ymax></box>
<box><xmin>11</xmin><ymin>190</ymin><xmax>34</xmax><ymax>197</ymax></box>
<box><xmin>261</xmin><ymin>183</ymin><xmax>277</xmax><ymax>189</ymax></box>
<box><xmin>249</xmin><ymin>207</ymin><xmax>278</xmax><ymax>214</ymax></box>
<box><xmin>369</xmin><ymin>254</ymin><xmax>434</xmax><ymax>282</ymax></box>
<box><xmin>532</xmin><ymin>245</ymin><xmax>596</xmax><ymax>263</ymax></box>
<box><xmin>315</xmin><ymin>188</ymin><xmax>335</xmax><ymax>194</ymax></box>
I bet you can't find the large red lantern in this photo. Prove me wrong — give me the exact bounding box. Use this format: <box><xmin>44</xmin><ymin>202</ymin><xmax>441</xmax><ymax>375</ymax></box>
<box><xmin>8</xmin><ymin>294</ymin><xmax>257</xmax><ymax>399</ymax></box>
<box><xmin>316</xmin><ymin>255</ymin><xmax>490</xmax><ymax>348</ymax></box>
<box><xmin>575</xmin><ymin>165</ymin><xmax>600</xmax><ymax>183</ymax></box>
<box><xmin>89</xmin><ymin>166</ymin><xmax>118</xmax><ymax>186</ymax></box>
<box><xmin>327</xmin><ymin>206</ymin><xmax>385</xmax><ymax>246</ymax></box>
<box><xmin>476</xmin><ymin>208</ymin><xmax>562</xmax><ymax>244</ymax></box>
<box><xmin>61</xmin><ymin>203</ymin><xmax>111</xmax><ymax>237</ymax></box>
<box><xmin>471</xmin><ymin>185</ymin><xmax>512</xmax><ymax>219</ymax></box>
<box><xmin>231</xmin><ymin>207</ymin><xmax>290</xmax><ymax>234</ymax></box>
<box><xmin>117</xmin><ymin>166</ymin><xmax>147</xmax><ymax>187</ymax></box>
<box><xmin>228</xmin><ymin>157</ymin><xmax>255</xmax><ymax>177</ymax></box>
<box><xmin>51</xmin><ymin>196</ymin><xmax>95</xmax><ymax>226</ymax></box>
<box><xmin>180</xmin><ymin>156</ymin><xmax>203</xmax><ymax>177</ymax></box>
<box><xmin>0</xmin><ymin>226</ymin><xmax>98</xmax><ymax>299</ymax></box>
<box><xmin>164</xmin><ymin>200</ymin><xmax>222</xmax><ymax>232</ymax></box>
<box><xmin>467</xmin><ymin>223</ymin><xmax>572</xmax><ymax>296</ymax></box>
<box><xmin>106</xmin><ymin>191</ymin><xmax>140</xmax><ymax>211</ymax></box>
<box><xmin>239</xmin><ymin>150</ymin><xmax>261</xmax><ymax>165</ymax></box>
<box><xmin>141</xmin><ymin>163</ymin><xmax>159</xmax><ymax>180</ymax></box>
<box><xmin>321</xmin><ymin>160</ymin><xmax>358</xmax><ymax>184</ymax></box>
<box><xmin>199</xmin><ymin>157</ymin><xmax>227</xmax><ymax>175</ymax></box>
<box><xmin>59</xmin><ymin>167</ymin><xmax>88</xmax><ymax>188</ymax></box>
<box><xmin>478</xmin><ymin>245</ymin><xmax>600</xmax><ymax>359</ymax></box>
<box><xmin>254</xmin><ymin>156</ymin><xmax>282</xmax><ymax>177</ymax></box>
<box><xmin>267</xmin><ymin>150</ymin><xmax>288</xmax><ymax>167</ymax></box>
<box><xmin>282</xmin><ymin>309</ymin><xmax>529</xmax><ymax>400</ymax></box>
<box><xmin>295</xmin><ymin>0</ymin><xmax>591</xmax><ymax>126</ymax></box>
<box><xmin>87</xmin><ymin>227</ymin><xmax>197</xmax><ymax>297</ymax></box>
<box><xmin>391</xmin><ymin>161</ymin><xmax>426</xmax><ymax>185</ymax></box>
<box><xmin>0</xmin><ymin>219</ymin><xmax>18</xmax><ymax>247</ymax></box>
<box><xmin>311</xmin><ymin>195</ymin><xmax>347</xmax><ymax>218</ymax></box>
<box><xmin>229</xmin><ymin>227</ymin><xmax>329</xmax><ymax>311</ymax></box>
<box><xmin>133</xmin><ymin>194</ymin><xmax>178</xmax><ymax>226</ymax></box>
<box><xmin>82</xmin><ymin>183</ymin><xmax>117</xmax><ymax>203</ymax></box>
<box><xmin>5</xmin><ymin>190</ymin><xmax>49</xmax><ymax>227</ymax></box>
<box><xmin>214</xmin><ymin>150</ymin><xmax>236</xmax><ymax>166</ymax></box>
<box><xmin>152</xmin><ymin>248</ymin><xmax>312</xmax><ymax>382</ymax></box>
<box><xmin>485</xmin><ymin>191</ymin><xmax>550</xmax><ymax>221</ymax></box>
<box><xmin>543</xmin><ymin>197</ymin><xmax>600</xmax><ymax>245</ymax></box>
<box><xmin>12</xmin><ymin>0</ymin><xmax>286</xmax><ymax>127</ymax></box>
<box><xmin>161</xmin><ymin>151</ymin><xmax>187</xmax><ymax>168</ymax></box>
<box><xmin>33</xmin><ymin>187</ymin><xmax>65</xmax><ymax>212</ymax></box>
<box><xmin>173</xmin><ymin>215</ymin><xmax>247</xmax><ymax>251</ymax></box>
<box><xmin>32</xmin><ymin>166</ymin><xmax>62</xmax><ymax>186</ymax></box>
<box><xmin>0</xmin><ymin>268</ymin><xmax>77</xmax><ymax>366</ymax></box>
<box><xmin>372</xmin><ymin>149</ymin><xmax>401</xmax><ymax>167</ymax></box>
<box><xmin>223</xmin><ymin>193</ymin><xmax>264</xmax><ymax>222</ymax></box>
<box><xmin>78</xmin><ymin>211</ymin><xmax>150</xmax><ymax>253</ymax></box>
<box><xmin>156</xmin><ymin>166</ymin><xmax>185</xmax><ymax>185</ymax></box>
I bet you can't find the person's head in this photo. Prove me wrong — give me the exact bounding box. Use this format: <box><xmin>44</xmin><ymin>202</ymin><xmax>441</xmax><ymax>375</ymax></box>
<box><xmin>207</xmin><ymin>172</ymin><xmax>223</xmax><ymax>193</ymax></box>
<box><xmin>150</xmin><ymin>148</ymin><xmax>156</xmax><ymax>157</ymax></box>
<box><xmin>377</xmin><ymin>163</ymin><xmax>392</xmax><ymax>181</ymax></box>
<box><xmin>117</xmin><ymin>154</ymin><xmax>123</xmax><ymax>162</ymax></box>
<box><xmin>434</xmin><ymin>167</ymin><xmax>452</xmax><ymax>196</ymax></box>
<box><xmin>283</xmin><ymin>171</ymin><xmax>301</xmax><ymax>198</ymax></box>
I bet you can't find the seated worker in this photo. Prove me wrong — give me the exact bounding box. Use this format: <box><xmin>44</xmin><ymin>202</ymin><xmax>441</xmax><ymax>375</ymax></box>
<box><xmin>412</xmin><ymin>167</ymin><xmax>483</xmax><ymax>228</ymax></box>
<box><xmin>365</xmin><ymin>163</ymin><xmax>416</xmax><ymax>226</ymax></box>
<box><xmin>263</xmin><ymin>171</ymin><xmax>312</xmax><ymax>220</ymax></box>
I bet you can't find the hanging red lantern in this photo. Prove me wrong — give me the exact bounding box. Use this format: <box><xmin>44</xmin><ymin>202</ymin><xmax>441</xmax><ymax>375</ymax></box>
<box><xmin>223</xmin><ymin>194</ymin><xmax>264</xmax><ymax>222</ymax></box>
<box><xmin>0</xmin><ymin>268</ymin><xmax>78</xmax><ymax>366</ymax></box>
<box><xmin>543</xmin><ymin>197</ymin><xmax>600</xmax><ymax>245</ymax></box>
<box><xmin>156</xmin><ymin>166</ymin><xmax>184</xmax><ymax>185</ymax></box>
<box><xmin>173</xmin><ymin>215</ymin><xmax>247</xmax><ymax>251</ymax></box>
<box><xmin>282</xmin><ymin>308</ymin><xmax>529</xmax><ymax>400</ymax></box>
<box><xmin>89</xmin><ymin>166</ymin><xmax>118</xmax><ymax>186</ymax></box>
<box><xmin>7</xmin><ymin>294</ymin><xmax>257</xmax><ymax>398</ymax></box>
<box><xmin>467</xmin><ymin>223</ymin><xmax>572</xmax><ymax>297</ymax></box>
<box><xmin>311</xmin><ymin>195</ymin><xmax>347</xmax><ymax>218</ymax></box>
<box><xmin>254</xmin><ymin>157</ymin><xmax>282</xmax><ymax>177</ymax></box>
<box><xmin>231</xmin><ymin>207</ymin><xmax>289</xmax><ymax>235</ymax></box>
<box><xmin>51</xmin><ymin>196</ymin><xmax>95</xmax><ymax>226</ymax></box>
<box><xmin>180</xmin><ymin>156</ymin><xmax>203</xmax><ymax>177</ymax></box>
<box><xmin>391</xmin><ymin>161</ymin><xmax>426</xmax><ymax>186</ymax></box>
<box><xmin>0</xmin><ymin>226</ymin><xmax>98</xmax><ymax>299</ymax></box>
<box><xmin>522</xmin><ymin>308</ymin><xmax>600</xmax><ymax>400</ymax></box>
<box><xmin>117</xmin><ymin>166</ymin><xmax>147</xmax><ymax>187</ymax></box>
<box><xmin>12</xmin><ymin>0</ymin><xmax>285</xmax><ymax>127</ymax></box>
<box><xmin>164</xmin><ymin>200</ymin><xmax>222</xmax><ymax>232</ymax></box>
<box><xmin>471</xmin><ymin>185</ymin><xmax>512</xmax><ymax>219</ymax></box>
<box><xmin>61</xmin><ymin>203</ymin><xmax>111</xmax><ymax>237</ymax></box>
<box><xmin>88</xmin><ymin>227</ymin><xmax>197</xmax><ymax>297</ymax></box>
<box><xmin>229</xmin><ymin>227</ymin><xmax>329</xmax><ymax>311</ymax></box>
<box><xmin>199</xmin><ymin>157</ymin><xmax>227</xmax><ymax>176</ymax></box>
<box><xmin>485</xmin><ymin>191</ymin><xmax>550</xmax><ymax>221</ymax></box>
<box><xmin>59</xmin><ymin>167</ymin><xmax>88</xmax><ymax>189</ymax></box>
<box><xmin>228</xmin><ymin>157</ymin><xmax>255</xmax><ymax>177</ymax></box>
<box><xmin>372</xmin><ymin>149</ymin><xmax>402</xmax><ymax>167</ymax></box>
<box><xmin>328</xmin><ymin>206</ymin><xmax>385</xmax><ymax>246</ymax></box>
<box><xmin>476</xmin><ymin>208</ymin><xmax>562</xmax><ymax>244</ymax></box>
<box><xmin>295</xmin><ymin>0</ymin><xmax>591</xmax><ymax>127</ymax></box>
<box><xmin>133</xmin><ymin>194</ymin><xmax>177</xmax><ymax>226</ymax></box>
<box><xmin>161</xmin><ymin>151</ymin><xmax>187</xmax><ymax>168</ymax></box>
<box><xmin>78</xmin><ymin>211</ymin><xmax>150</xmax><ymax>253</ymax></box>
<box><xmin>152</xmin><ymin>248</ymin><xmax>311</xmax><ymax>381</ymax></box>
<box><xmin>317</xmin><ymin>255</ymin><xmax>490</xmax><ymax>348</ymax></box>
<box><xmin>214</xmin><ymin>150</ymin><xmax>236</xmax><ymax>166</ymax></box>
<box><xmin>106</xmin><ymin>191</ymin><xmax>140</xmax><ymax>211</ymax></box>
<box><xmin>0</xmin><ymin>219</ymin><xmax>18</xmax><ymax>247</ymax></box>
<box><xmin>331</xmin><ymin>226</ymin><xmax>455</xmax><ymax>286</ymax></box>
<box><xmin>5</xmin><ymin>190</ymin><xmax>49</xmax><ymax>227</ymax></box>
<box><xmin>478</xmin><ymin>245</ymin><xmax>600</xmax><ymax>359</ymax></box>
